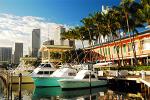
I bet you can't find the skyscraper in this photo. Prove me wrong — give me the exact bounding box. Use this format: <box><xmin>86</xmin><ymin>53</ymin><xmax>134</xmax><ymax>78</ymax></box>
<box><xmin>0</xmin><ymin>47</ymin><xmax>12</xmax><ymax>64</ymax></box>
<box><xmin>54</xmin><ymin>26</ymin><xmax>75</xmax><ymax>46</ymax></box>
<box><xmin>14</xmin><ymin>43</ymin><xmax>23</xmax><ymax>64</ymax></box>
<box><xmin>32</xmin><ymin>29</ymin><xmax>41</xmax><ymax>57</ymax></box>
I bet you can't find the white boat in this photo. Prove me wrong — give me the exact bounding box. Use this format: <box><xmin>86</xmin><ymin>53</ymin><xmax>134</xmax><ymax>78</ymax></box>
<box><xmin>31</xmin><ymin>62</ymin><xmax>56</xmax><ymax>78</ymax></box>
<box><xmin>58</xmin><ymin>70</ymin><xmax>107</xmax><ymax>89</ymax></box>
<box><xmin>11</xmin><ymin>62</ymin><xmax>35</xmax><ymax>84</ymax></box>
<box><xmin>31</xmin><ymin>64</ymin><xmax>77</xmax><ymax>87</ymax></box>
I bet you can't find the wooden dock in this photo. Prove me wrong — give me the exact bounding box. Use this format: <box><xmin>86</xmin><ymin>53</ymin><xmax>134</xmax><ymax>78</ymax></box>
<box><xmin>99</xmin><ymin>75</ymin><xmax>150</xmax><ymax>99</ymax></box>
<box><xmin>99</xmin><ymin>75</ymin><xmax>150</xmax><ymax>86</ymax></box>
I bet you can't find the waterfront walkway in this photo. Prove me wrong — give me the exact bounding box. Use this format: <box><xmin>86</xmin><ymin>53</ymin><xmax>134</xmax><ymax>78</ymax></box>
<box><xmin>140</xmin><ymin>76</ymin><xmax>150</xmax><ymax>87</ymax></box>
<box><xmin>99</xmin><ymin>74</ymin><xmax>150</xmax><ymax>99</ymax></box>
<box><xmin>99</xmin><ymin>75</ymin><xmax>150</xmax><ymax>87</ymax></box>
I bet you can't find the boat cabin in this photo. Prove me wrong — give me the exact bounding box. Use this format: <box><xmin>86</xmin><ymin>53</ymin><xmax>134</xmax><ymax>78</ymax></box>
<box><xmin>31</xmin><ymin>63</ymin><xmax>56</xmax><ymax>77</ymax></box>
<box><xmin>50</xmin><ymin>68</ymin><xmax>77</xmax><ymax>77</ymax></box>
<box><xmin>74</xmin><ymin>70</ymin><xmax>97</xmax><ymax>80</ymax></box>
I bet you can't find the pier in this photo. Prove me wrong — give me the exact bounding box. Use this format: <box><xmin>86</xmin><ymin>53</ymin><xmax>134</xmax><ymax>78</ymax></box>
<box><xmin>99</xmin><ymin>75</ymin><xmax>150</xmax><ymax>99</ymax></box>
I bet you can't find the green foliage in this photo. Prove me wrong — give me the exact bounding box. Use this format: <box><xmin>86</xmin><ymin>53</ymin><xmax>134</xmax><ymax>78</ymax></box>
<box><xmin>60</xmin><ymin>0</ymin><xmax>149</xmax><ymax>66</ymax></box>
<box><xmin>110</xmin><ymin>65</ymin><xmax>150</xmax><ymax>71</ymax></box>
<box><xmin>32</xmin><ymin>58</ymin><xmax>41</xmax><ymax>67</ymax></box>
<box><xmin>50</xmin><ymin>52</ymin><xmax>61</xmax><ymax>59</ymax></box>
<box><xmin>62</xmin><ymin>49</ymin><xmax>85</xmax><ymax>63</ymax></box>
<box><xmin>134</xmin><ymin>66</ymin><xmax>150</xmax><ymax>71</ymax></box>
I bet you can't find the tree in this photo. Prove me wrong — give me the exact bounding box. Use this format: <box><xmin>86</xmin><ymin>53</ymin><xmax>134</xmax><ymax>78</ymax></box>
<box><xmin>138</xmin><ymin>0</ymin><xmax>150</xmax><ymax>25</ymax></box>
<box><xmin>119</xmin><ymin>0</ymin><xmax>144</xmax><ymax>66</ymax></box>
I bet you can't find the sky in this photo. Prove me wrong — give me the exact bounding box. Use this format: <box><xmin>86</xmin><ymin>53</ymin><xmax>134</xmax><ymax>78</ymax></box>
<box><xmin>0</xmin><ymin>0</ymin><xmax>120</xmax><ymax>55</ymax></box>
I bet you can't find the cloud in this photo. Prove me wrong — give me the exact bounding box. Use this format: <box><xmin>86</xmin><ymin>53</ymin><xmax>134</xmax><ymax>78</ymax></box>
<box><xmin>0</xmin><ymin>13</ymin><xmax>68</xmax><ymax>55</ymax></box>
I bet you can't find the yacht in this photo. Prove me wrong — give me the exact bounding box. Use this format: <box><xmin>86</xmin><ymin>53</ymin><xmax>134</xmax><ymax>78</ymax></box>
<box><xmin>58</xmin><ymin>69</ymin><xmax>107</xmax><ymax>89</ymax></box>
<box><xmin>31</xmin><ymin>64</ymin><xmax>77</xmax><ymax>87</ymax></box>
<box><xmin>11</xmin><ymin>62</ymin><xmax>35</xmax><ymax>84</ymax></box>
<box><xmin>31</xmin><ymin>63</ymin><xmax>56</xmax><ymax>84</ymax></box>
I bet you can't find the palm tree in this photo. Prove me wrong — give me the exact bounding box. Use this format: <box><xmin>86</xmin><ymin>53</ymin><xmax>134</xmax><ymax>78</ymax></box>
<box><xmin>138</xmin><ymin>0</ymin><xmax>150</xmax><ymax>25</ymax></box>
<box><xmin>61</xmin><ymin>28</ymin><xmax>80</xmax><ymax>63</ymax></box>
<box><xmin>119</xmin><ymin>0</ymin><xmax>144</xmax><ymax>66</ymax></box>
<box><xmin>100</xmin><ymin>9</ymin><xmax>123</xmax><ymax>67</ymax></box>
<box><xmin>90</xmin><ymin>12</ymin><xmax>108</xmax><ymax>62</ymax></box>
<box><xmin>81</xmin><ymin>17</ymin><xmax>97</xmax><ymax>62</ymax></box>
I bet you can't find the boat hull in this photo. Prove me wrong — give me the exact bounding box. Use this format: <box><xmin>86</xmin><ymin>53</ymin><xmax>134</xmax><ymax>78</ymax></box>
<box><xmin>32</xmin><ymin>77</ymin><xmax>65</xmax><ymax>87</ymax></box>
<box><xmin>58</xmin><ymin>79</ymin><xmax>107</xmax><ymax>89</ymax></box>
<box><xmin>12</xmin><ymin>75</ymin><xmax>33</xmax><ymax>84</ymax></box>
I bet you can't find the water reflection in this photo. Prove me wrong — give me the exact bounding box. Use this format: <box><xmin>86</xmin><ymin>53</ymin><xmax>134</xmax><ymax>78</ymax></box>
<box><xmin>32</xmin><ymin>86</ymin><xmax>107</xmax><ymax>100</ymax></box>
<box><xmin>0</xmin><ymin>77</ymin><xmax>150</xmax><ymax>100</ymax></box>
<box><xmin>12</xmin><ymin>84</ymin><xmax>34</xmax><ymax>100</ymax></box>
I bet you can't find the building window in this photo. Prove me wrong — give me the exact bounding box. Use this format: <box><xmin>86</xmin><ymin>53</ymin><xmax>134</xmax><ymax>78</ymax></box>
<box><xmin>105</xmin><ymin>48</ymin><xmax>107</xmax><ymax>55</ymax></box>
<box><xmin>108</xmin><ymin>47</ymin><xmax>110</xmax><ymax>55</ymax></box>
<box><xmin>69</xmin><ymin>40</ymin><xmax>74</xmax><ymax>47</ymax></box>
<box><xmin>123</xmin><ymin>44</ymin><xmax>126</xmax><ymax>53</ymax></box>
<box><xmin>116</xmin><ymin>46</ymin><xmax>120</xmax><ymax>54</ymax></box>
<box><xmin>128</xmin><ymin>43</ymin><xmax>132</xmax><ymax>52</ymax></box>
<box><xmin>143</xmin><ymin>39</ymin><xmax>150</xmax><ymax>50</ymax></box>
<box><xmin>114</xmin><ymin>46</ymin><xmax>116</xmax><ymax>54</ymax></box>
<box><xmin>134</xmin><ymin>42</ymin><xmax>138</xmax><ymax>51</ymax></box>
<box><xmin>50</xmin><ymin>40</ymin><xmax>54</xmax><ymax>45</ymax></box>
<box><xmin>140</xmin><ymin>40</ymin><xmax>144</xmax><ymax>50</ymax></box>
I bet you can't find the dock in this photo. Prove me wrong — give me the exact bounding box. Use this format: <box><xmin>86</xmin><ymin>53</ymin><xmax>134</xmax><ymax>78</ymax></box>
<box><xmin>99</xmin><ymin>75</ymin><xmax>150</xmax><ymax>99</ymax></box>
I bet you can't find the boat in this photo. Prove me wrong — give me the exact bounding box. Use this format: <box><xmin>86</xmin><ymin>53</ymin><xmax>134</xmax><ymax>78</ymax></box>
<box><xmin>31</xmin><ymin>62</ymin><xmax>58</xmax><ymax>87</ymax></box>
<box><xmin>11</xmin><ymin>62</ymin><xmax>35</xmax><ymax>84</ymax></box>
<box><xmin>58</xmin><ymin>69</ymin><xmax>107</xmax><ymax>89</ymax></box>
<box><xmin>31</xmin><ymin>64</ymin><xmax>77</xmax><ymax>87</ymax></box>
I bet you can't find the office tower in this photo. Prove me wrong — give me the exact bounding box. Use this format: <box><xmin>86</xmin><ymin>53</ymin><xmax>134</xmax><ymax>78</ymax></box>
<box><xmin>0</xmin><ymin>47</ymin><xmax>12</xmax><ymax>64</ymax></box>
<box><xmin>60</xmin><ymin>26</ymin><xmax>65</xmax><ymax>45</ymax></box>
<box><xmin>55</xmin><ymin>26</ymin><xmax>75</xmax><ymax>46</ymax></box>
<box><xmin>32</xmin><ymin>29</ymin><xmax>41</xmax><ymax>57</ymax></box>
<box><xmin>14</xmin><ymin>43</ymin><xmax>23</xmax><ymax>64</ymax></box>
<box><xmin>43</xmin><ymin>40</ymin><xmax>54</xmax><ymax>45</ymax></box>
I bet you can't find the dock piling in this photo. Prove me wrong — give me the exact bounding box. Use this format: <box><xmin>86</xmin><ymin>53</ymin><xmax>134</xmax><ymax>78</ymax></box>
<box><xmin>19</xmin><ymin>73</ymin><xmax>22</xmax><ymax>100</ymax></box>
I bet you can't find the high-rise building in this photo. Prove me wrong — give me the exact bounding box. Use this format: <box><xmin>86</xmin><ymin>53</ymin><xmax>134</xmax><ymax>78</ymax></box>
<box><xmin>32</xmin><ymin>29</ymin><xmax>41</xmax><ymax>57</ymax></box>
<box><xmin>56</xmin><ymin>26</ymin><xmax>75</xmax><ymax>46</ymax></box>
<box><xmin>14</xmin><ymin>43</ymin><xmax>23</xmax><ymax>64</ymax></box>
<box><xmin>0</xmin><ymin>47</ymin><xmax>12</xmax><ymax>64</ymax></box>
<box><xmin>43</xmin><ymin>40</ymin><xmax>54</xmax><ymax>45</ymax></box>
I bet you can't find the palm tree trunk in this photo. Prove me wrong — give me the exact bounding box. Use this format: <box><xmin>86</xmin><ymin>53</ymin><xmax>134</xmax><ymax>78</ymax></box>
<box><xmin>108</xmin><ymin>24</ymin><xmax>120</xmax><ymax>65</ymax></box>
<box><xmin>120</xmin><ymin>42</ymin><xmax>124</xmax><ymax>66</ymax></box>
<box><xmin>87</xmin><ymin>28</ymin><xmax>94</xmax><ymax>62</ymax></box>
<box><xmin>80</xmin><ymin>36</ymin><xmax>86</xmax><ymax>63</ymax></box>
<box><xmin>118</xmin><ymin>31</ymin><xmax>124</xmax><ymax>67</ymax></box>
<box><xmin>97</xmin><ymin>26</ymin><xmax>106</xmax><ymax>62</ymax></box>
<box><xmin>131</xmin><ymin>31</ymin><xmax>138</xmax><ymax>66</ymax></box>
<box><xmin>114</xmin><ymin>39</ymin><xmax>121</xmax><ymax>67</ymax></box>
<box><xmin>125</xmin><ymin>13</ymin><xmax>138</xmax><ymax>66</ymax></box>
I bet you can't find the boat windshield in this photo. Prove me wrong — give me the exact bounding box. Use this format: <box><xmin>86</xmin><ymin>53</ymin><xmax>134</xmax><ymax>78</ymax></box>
<box><xmin>39</xmin><ymin>64</ymin><xmax>45</xmax><ymax>67</ymax></box>
<box><xmin>39</xmin><ymin>64</ymin><xmax>52</xmax><ymax>68</ymax></box>
<box><xmin>37</xmin><ymin>71</ymin><xmax>54</xmax><ymax>75</ymax></box>
<box><xmin>84</xmin><ymin>74</ymin><xmax>96</xmax><ymax>79</ymax></box>
<box><xmin>44</xmin><ymin>64</ymin><xmax>51</xmax><ymax>67</ymax></box>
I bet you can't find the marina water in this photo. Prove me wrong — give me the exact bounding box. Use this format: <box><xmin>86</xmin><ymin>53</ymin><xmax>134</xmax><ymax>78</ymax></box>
<box><xmin>0</xmin><ymin>78</ymin><xmax>149</xmax><ymax>100</ymax></box>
